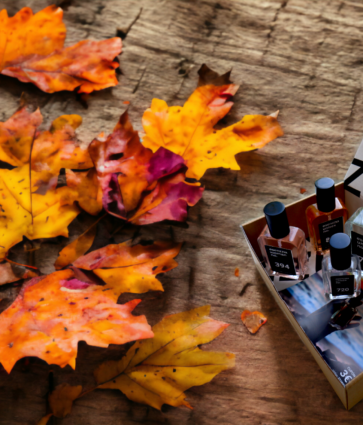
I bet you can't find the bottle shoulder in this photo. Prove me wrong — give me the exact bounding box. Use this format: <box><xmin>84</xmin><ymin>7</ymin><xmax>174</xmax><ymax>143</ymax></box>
<box><xmin>306</xmin><ymin>198</ymin><xmax>348</xmax><ymax>218</ymax></box>
<box><xmin>323</xmin><ymin>255</ymin><xmax>361</xmax><ymax>273</ymax></box>
<box><xmin>258</xmin><ymin>224</ymin><xmax>305</xmax><ymax>245</ymax></box>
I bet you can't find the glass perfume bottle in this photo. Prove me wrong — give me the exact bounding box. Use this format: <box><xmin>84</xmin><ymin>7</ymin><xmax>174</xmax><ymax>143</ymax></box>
<box><xmin>322</xmin><ymin>233</ymin><xmax>361</xmax><ymax>300</ymax></box>
<box><xmin>345</xmin><ymin>207</ymin><xmax>363</xmax><ymax>270</ymax></box>
<box><xmin>258</xmin><ymin>201</ymin><xmax>308</xmax><ymax>280</ymax></box>
<box><xmin>306</xmin><ymin>177</ymin><xmax>348</xmax><ymax>252</ymax></box>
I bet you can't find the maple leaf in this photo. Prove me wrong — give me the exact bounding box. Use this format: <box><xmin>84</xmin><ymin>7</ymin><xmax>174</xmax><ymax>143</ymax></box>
<box><xmin>94</xmin><ymin>305</ymin><xmax>235</xmax><ymax>410</ymax></box>
<box><xmin>72</xmin><ymin>240</ymin><xmax>181</xmax><ymax>294</ymax></box>
<box><xmin>0</xmin><ymin>106</ymin><xmax>94</xmax><ymax>258</ymax></box>
<box><xmin>0</xmin><ymin>241</ymin><xmax>180</xmax><ymax>372</ymax></box>
<box><xmin>142</xmin><ymin>64</ymin><xmax>284</xmax><ymax>180</ymax></box>
<box><xmin>0</xmin><ymin>269</ymin><xmax>152</xmax><ymax>373</ymax></box>
<box><xmin>0</xmin><ymin>6</ymin><xmax>122</xmax><ymax>93</ymax></box>
<box><xmin>65</xmin><ymin>169</ymin><xmax>103</xmax><ymax>216</ymax></box>
<box><xmin>86</xmin><ymin>111</ymin><xmax>204</xmax><ymax>224</ymax></box>
<box><xmin>0</xmin><ymin>165</ymin><xmax>80</xmax><ymax>259</ymax></box>
<box><xmin>241</xmin><ymin>310</ymin><xmax>267</xmax><ymax>334</ymax></box>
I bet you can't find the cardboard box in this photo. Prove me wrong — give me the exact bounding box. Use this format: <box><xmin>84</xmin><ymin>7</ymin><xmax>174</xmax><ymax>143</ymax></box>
<box><xmin>241</xmin><ymin>182</ymin><xmax>363</xmax><ymax>410</ymax></box>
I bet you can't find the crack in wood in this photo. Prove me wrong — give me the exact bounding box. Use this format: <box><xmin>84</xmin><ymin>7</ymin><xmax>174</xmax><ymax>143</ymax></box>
<box><xmin>263</xmin><ymin>0</ymin><xmax>288</xmax><ymax>57</ymax></box>
<box><xmin>132</xmin><ymin>67</ymin><xmax>147</xmax><ymax>94</ymax></box>
<box><xmin>117</xmin><ymin>7</ymin><xmax>143</xmax><ymax>40</ymax></box>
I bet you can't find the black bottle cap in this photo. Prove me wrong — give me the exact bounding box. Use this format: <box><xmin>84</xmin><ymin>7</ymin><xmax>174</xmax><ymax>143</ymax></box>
<box><xmin>263</xmin><ymin>201</ymin><xmax>290</xmax><ymax>239</ymax></box>
<box><xmin>315</xmin><ymin>177</ymin><xmax>336</xmax><ymax>213</ymax></box>
<box><xmin>330</xmin><ymin>233</ymin><xmax>351</xmax><ymax>270</ymax></box>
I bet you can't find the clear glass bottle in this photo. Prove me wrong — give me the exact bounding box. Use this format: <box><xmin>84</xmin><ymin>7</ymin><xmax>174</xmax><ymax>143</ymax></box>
<box><xmin>306</xmin><ymin>177</ymin><xmax>348</xmax><ymax>253</ymax></box>
<box><xmin>345</xmin><ymin>207</ymin><xmax>363</xmax><ymax>272</ymax></box>
<box><xmin>323</xmin><ymin>233</ymin><xmax>361</xmax><ymax>300</ymax></box>
<box><xmin>258</xmin><ymin>201</ymin><xmax>308</xmax><ymax>280</ymax></box>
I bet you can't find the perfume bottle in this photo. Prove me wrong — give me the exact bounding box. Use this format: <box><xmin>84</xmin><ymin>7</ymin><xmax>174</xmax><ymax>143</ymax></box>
<box><xmin>258</xmin><ymin>201</ymin><xmax>308</xmax><ymax>280</ymax></box>
<box><xmin>306</xmin><ymin>177</ymin><xmax>348</xmax><ymax>252</ymax></box>
<box><xmin>322</xmin><ymin>233</ymin><xmax>361</xmax><ymax>300</ymax></box>
<box><xmin>345</xmin><ymin>207</ymin><xmax>363</xmax><ymax>270</ymax></box>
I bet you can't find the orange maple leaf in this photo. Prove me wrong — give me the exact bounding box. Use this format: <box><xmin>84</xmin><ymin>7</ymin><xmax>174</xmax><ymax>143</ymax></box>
<box><xmin>142</xmin><ymin>64</ymin><xmax>284</xmax><ymax>179</ymax></box>
<box><xmin>0</xmin><ymin>240</ymin><xmax>181</xmax><ymax>373</ymax></box>
<box><xmin>0</xmin><ymin>6</ymin><xmax>122</xmax><ymax>93</ymax></box>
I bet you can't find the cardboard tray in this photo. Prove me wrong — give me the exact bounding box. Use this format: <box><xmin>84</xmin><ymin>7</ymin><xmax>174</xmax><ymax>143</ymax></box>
<box><xmin>241</xmin><ymin>182</ymin><xmax>363</xmax><ymax>410</ymax></box>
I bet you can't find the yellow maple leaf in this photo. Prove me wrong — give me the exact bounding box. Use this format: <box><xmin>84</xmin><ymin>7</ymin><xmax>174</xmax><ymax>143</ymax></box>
<box><xmin>94</xmin><ymin>305</ymin><xmax>235</xmax><ymax>410</ymax></box>
<box><xmin>0</xmin><ymin>165</ymin><xmax>79</xmax><ymax>258</ymax></box>
<box><xmin>142</xmin><ymin>64</ymin><xmax>284</xmax><ymax>180</ymax></box>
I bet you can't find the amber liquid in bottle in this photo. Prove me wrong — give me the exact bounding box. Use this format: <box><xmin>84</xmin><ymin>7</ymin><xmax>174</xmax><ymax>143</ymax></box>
<box><xmin>306</xmin><ymin>178</ymin><xmax>348</xmax><ymax>252</ymax></box>
<box><xmin>306</xmin><ymin>199</ymin><xmax>348</xmax><ymax>252</ymax></box>
<box><xmin>258</xmin><ymin>201</ymin><xmax>308</xmax><ymax>280</ymax></box>
<box><xmin>258</xmin><ymin>225</ymin><xmax>308</xmax><ymax>280</ymax></box>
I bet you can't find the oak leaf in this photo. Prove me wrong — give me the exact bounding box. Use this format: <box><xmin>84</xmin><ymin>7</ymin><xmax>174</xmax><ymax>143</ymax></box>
<box><xmin>142</xmin><ymin>64</ymin><xmax>284</xmax><ymax>179</ymax></box>
<box><xmin>0</xmin><ymin>6</ymin><xmax>121</xmax><ymax>93</ymax></box>
<box><xmin>94</xmin><ymin>305</ymin><xmax>235</xmax><ymax>410</ymax></box>
<box><xmin>0</xmin><ymin>240</ymin><xmax>180</xmax><ymax>372</ymax></box>
<box><xmin>86</xmin><ymin>111</ymin><xmax>204</xmax><ymax>224</ymax></box>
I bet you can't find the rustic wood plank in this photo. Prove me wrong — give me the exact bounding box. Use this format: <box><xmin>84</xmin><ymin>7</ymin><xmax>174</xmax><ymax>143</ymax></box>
<box><xmin>2</xmin><ymin>0</ymin><xmax>363</xmax><ymax>423</ymax></box>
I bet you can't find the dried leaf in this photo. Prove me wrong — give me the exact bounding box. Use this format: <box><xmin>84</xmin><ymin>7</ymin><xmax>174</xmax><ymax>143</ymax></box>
<box><xmin>73</xmin><ymin>240</ymin><xmax>181</xmax><ymax>294</ymax></box>
<box><xmin>66</xmin><ymin>169</ymin><xmax>103</xmax><ymax>216</ymax></box>
<box><xmin>234</xmin><ymin>267</ymin><xmax>239</xmax><ymax>277</ymax></box>
<box><xmin>241</xmin><ymin>310</ymin><xmax>267</xmax><ymax>334</ymax></box>
<box><xmin>0</xmin><ymin>6</ymin><xmax>65</xmax><ymax>66</ymax></box>
<box><xmin>54</xmin><ymin>220</ymin><xmax>99</xmax><ymax>270</ymax></box>
<box><xmin>49</xmin><ymin>383</ymin><xmax>82</xmax><ymax>418</ymax></box>
<box><xmin>0</xmin><ymin>165</ymin><xmax>80</xmax><ymax>259</ymax></box>
<box><xmin>0</xmin><ymin>260</ymin><xmax>39</xmax><ymax>285</ymax></box>
<box><xmin>37</xmin><ymin>414</ymin><xmax>52</xmax><ymax>425</ymax></box>
<box><xmin>86</xmin><ymin>111</ymin><xmax>203</xmax><ymax>224</ymax></box>
<box><xmin>0</xmin><ymin>269</ymin><xmax>153</xmax><ymax>373</ymax></box>
<box><xmin>0</xmin><ymin>6</ymin><xmax>122</xmax><ymax>93</ymax></box>
<box><xmin>0</xmin><ymin>106</ymin><xmax>94</xmax><ymax>258</ymax></box>
<box><xmin>300</xmin><ymin>187</ymin><xmax>307</xmax><ymax>194</ymax></box>
<box><xmin>0</xmin><ymin>241</ymin><xmax>180</xmax><ymax>372</ymax></box>
<box><xmin>142</xmin><ymin>64</ymin><xmax>284</xmax><ymax>179</ymax></box>
<box><xmin>94</xmin><ymin>305</ymin><xmax>235</xmax><ymax>410</ymax></box>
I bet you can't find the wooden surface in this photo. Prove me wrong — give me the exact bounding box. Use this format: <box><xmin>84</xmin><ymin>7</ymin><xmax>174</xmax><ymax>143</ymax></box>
<box><xmin>1</xmin><ymin>0</ymin><xmax>363</xmax><ymax>423</ymax></box>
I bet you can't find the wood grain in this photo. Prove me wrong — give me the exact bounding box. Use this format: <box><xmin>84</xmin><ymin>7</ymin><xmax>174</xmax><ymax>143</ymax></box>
<box><xmin>1</xmin><ymin>0</ymin><xmax>363</xmax><ymax>423</ymax></box>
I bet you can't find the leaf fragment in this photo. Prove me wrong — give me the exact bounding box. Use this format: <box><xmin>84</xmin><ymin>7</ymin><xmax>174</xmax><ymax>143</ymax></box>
<box><xmin>49</xmin><ymin>383</ymin><xmax>82</xmax><ymax>418</ymax></box>
<box><xmin>0</xmin><ymin>260</ymin><xmax>39</xmax><ymax>285</ymax></box>
<box><xmin>241</xmin><ymin>310</ymin><xmax>267</xmax><ymax>334</ymax></box>
<box><xmin>54</xmin><ymin>220</ymin><xmax>99</xmax><ymax>270</ymax></box>
<box><xmin>94</xmin><ymin>305</ymin><xmax>235</xmax><ymax>410</ymax></box>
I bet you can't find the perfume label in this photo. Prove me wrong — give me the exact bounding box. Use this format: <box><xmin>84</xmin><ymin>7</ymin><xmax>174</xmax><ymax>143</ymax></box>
<box><xmin>265</xmin><ymin>245</ymin><xmax>296</xmax><ymax>275</ymax></box>
<box><xmin>351</xmin><ymin>231</ymin><xmax>363</xmax><ymax>266</ymax></box>
<box><xmin>331</xmin><ymin>275</ymin><xmax>354</xmax><ymax>296</ymax></box>
<box><xmin>318</xmin><ymin>217</ymin><xmax>344</xmax><ymax>251</ymax></box>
